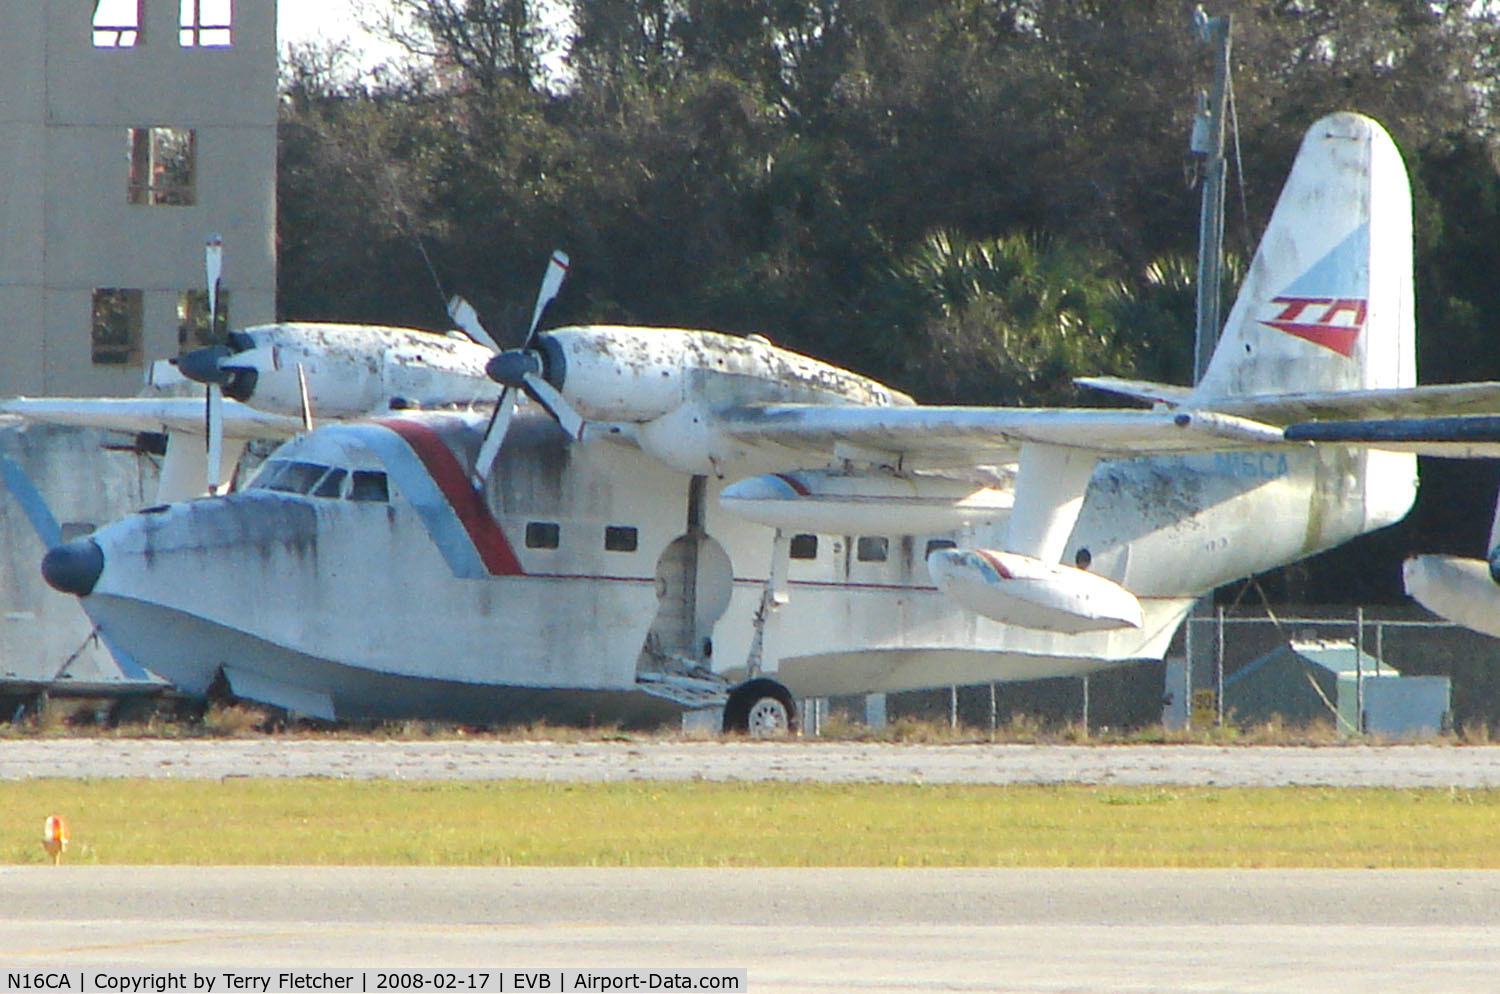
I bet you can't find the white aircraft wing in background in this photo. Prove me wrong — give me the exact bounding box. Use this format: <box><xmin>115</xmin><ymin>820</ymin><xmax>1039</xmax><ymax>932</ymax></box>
<box><xmin>2</xmin><ymin>396</ymin><xmax>304</xmax><ymax>503</ymax></box>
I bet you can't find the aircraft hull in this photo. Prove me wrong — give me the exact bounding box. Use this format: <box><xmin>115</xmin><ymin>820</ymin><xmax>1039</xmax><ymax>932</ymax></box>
<box><xmin>81</xmin><ymin>592</ymin><xmax>685</xmax><ymax>727</ymax></box>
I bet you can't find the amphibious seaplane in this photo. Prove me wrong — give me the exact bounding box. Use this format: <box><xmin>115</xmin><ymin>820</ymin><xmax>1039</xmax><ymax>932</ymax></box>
<box><xmin>1</xmin><ymin>235</ymin><xmax>526</xmax><ymax>502</ymax></box>
<box><xmin>22</xmin><ymin>113</ymin><xmax>1500</xmax><ymax>733</ymax></box>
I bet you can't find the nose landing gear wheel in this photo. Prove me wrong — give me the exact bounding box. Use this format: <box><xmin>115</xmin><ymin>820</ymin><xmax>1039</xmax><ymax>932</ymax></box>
<box><xmin>722</xmin><ymin>678</ymin><xmax>797</xmax><ymax>737</ymax></box>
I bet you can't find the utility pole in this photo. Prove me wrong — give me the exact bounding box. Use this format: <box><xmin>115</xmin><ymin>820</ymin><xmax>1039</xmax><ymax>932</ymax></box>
<box><xmin>1192</xmin><ymin>8</ymin><xmax>1232</xmax><ymax>383</ymax></box>
<box><xmin>1180</xmin><ymin>9</ymin><xmax>1232</xmax><ymax>730</ymax></box>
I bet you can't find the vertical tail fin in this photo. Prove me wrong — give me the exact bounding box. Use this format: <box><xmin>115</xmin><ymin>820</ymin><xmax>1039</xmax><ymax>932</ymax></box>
<box><xmin>1191</xmin><ymin>112</ymin><xmax>1414</xmax><ymax>401</ymax></box>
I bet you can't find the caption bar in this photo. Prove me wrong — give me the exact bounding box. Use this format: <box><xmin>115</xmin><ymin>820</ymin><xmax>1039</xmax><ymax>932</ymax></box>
<box><xmin>4</xmin><ymin>971</ymin><xmax>746</xmax><ymax>993</ymax></box>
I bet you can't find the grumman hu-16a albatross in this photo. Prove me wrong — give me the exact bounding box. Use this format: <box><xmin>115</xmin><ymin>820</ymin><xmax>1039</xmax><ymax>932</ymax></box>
<box><xmin>1</xmin><ymin>236</ymin><xmax>529</xmax><ymax>503</ymax></box>
<box><xmin>26</xmin><ymin>113</ymin><xmax>1500</xmax><ymax>733</ymax></box>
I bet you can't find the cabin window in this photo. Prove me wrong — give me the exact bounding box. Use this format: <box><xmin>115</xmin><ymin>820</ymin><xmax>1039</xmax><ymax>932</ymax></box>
<box><xmin>925</xmin><ymin>538</ymin><xmax>957</xmax><ymax>558</ymax></box>
<box><xmin>349</xmin><ymin>471</ymin><xmax>389</xmax><ymax>502</ymax></box>
<box><xmin>856</xmin><ymin>536</ymin><xmax>889</xmax><ymax>562</ymax></box>
<box><xmin>91</xmin><ymin>288</ymin><xmax>143</xmax><ymax>365</ymax></box>
<box><xmin>604</xmin><ymin>525</ymin><xmax>638</xmax><ymax>552</ymax></box>
<box><xmin>312</xmin><ymin>468</ymin><xmax>347</xmax><ymax>499</ymax></box>
<box><xmin>180</xmin><ymin>0</ymin><xmax>232</xmax><ymax>47</ymax></box>
<box><xmin>526</xmin><ymin>521</ymin><xmax>560</xmax><ymax>549</ymax></box>
<box><xmin>94</xmin><ymin>0</ymin><xmax>142</xmax><ymax>46</ymax></box>
<box><xmin>789</xmin><ymin>534</ymin><xmax>818</xmax><ymax>559</ymax></box>
<box><xmin>127</xmin><ymin>127</ymin><xmax>195</xmax><ymax>206</ymax></box>
<box><xmin>177</xmin><ymin>289</ymin><xmax>229</xmax><ymax>352</ymax></box>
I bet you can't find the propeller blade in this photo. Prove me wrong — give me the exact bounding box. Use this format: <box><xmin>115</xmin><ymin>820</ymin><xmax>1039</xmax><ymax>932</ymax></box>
<box><xmin>447</xmin><ymin>295</ymin><xmax>501</xmax><ymax>353</ymax></box>
<box><xmin>146</xmin><ymin>357</ymin><xmax>188</xmax><ymax>390</ymax></box>
<box><xmin>205</xmin><ymin>382</ymin><xmax>224</xmax><ymax>496</ymax></box>
<box><xmin>472</xmin><ymin>387</ymin><xmax>518</xmax><ymax>486</ymax></box>
<box><xmin>205</xmin><ymin>233</ymin><xmax>223</xmax><ymax>338</ymax></box>
<box><xmin>525</xmin><ymin>249</ymin><xmax>569</xmax><ymax>345</ymax></box>
<box><xmin>521</xmin><ymin>372</ymin><xmax>585</xmax><ymax>442</ymax></box>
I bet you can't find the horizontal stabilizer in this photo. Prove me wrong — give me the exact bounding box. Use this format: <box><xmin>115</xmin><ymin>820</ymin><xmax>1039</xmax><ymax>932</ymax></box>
<box><xmin>1075</xmin><ymin>377</ymin><xmax>1194</xmax><ymax>407</ymax></box>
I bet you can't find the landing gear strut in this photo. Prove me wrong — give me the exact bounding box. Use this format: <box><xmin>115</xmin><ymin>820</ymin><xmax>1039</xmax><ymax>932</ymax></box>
<box><xmin>722</xmin><ymin>678</ymin><xmax>797</xmax><ymax>737</ymax></box>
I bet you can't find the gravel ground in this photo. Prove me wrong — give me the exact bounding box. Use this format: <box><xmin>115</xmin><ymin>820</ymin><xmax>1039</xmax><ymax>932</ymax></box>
<box><xmin>4</xmin><ymin>738</ymin><xmax>1500</xmax><ymax>786</ymax></box>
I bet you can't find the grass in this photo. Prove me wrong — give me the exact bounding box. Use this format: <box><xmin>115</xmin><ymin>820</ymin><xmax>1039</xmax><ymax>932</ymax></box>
<box><xmin>4</xmin><ymin>778</ymin><xmax>1500</xmax><ymax>868</ymax></box>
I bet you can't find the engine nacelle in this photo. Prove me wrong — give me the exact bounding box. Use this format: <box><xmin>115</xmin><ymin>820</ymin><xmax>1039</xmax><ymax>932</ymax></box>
<box><xmin>720</xmin><ymin>469</ymin><xmax>1011</xmax><ymax>534</ymax></box>
<box><xmin>536</xmin><ymin>326</ymin><xmax>911</xmax><ymax>424</ymax></box>
<box><xmin>927</xmin><ymin>547</ymin><xmax>1143</xmax><ymax>634</ymax></box>
<box><xmin>1404</xmin><ymin>554</ymin><xmax>1500</xmax><ymax>639</ymax></box>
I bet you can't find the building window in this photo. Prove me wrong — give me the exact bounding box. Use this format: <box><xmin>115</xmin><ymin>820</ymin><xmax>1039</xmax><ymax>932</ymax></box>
<box><xmin>604</xmin><ymin>525</ymin><xmax>638</xmax><ymax>553</ymax></box>
<box><xmin>177</xmin><ymin>290</ymin><xmax>229</xmax><ymax>352</ymax></box>
<box><xmin>526</xmin><ymin>522</ymin><xmax>560</xmax><ymax>549</ymax></box>
<box><xmin>180</xmin><ymin>0</ymin><xmax>232</xmax><ymax>47</ymax></box>
<box><xmin>93</xmin><ymin>0</ymin><xmax>142</xmax><ymax>47</ymax></box>
<box><xmin>128</xmin><ymin>127</ymin><xmax>196</xmax><ymax>206</ymax></box>
<box><xmin>92</xmin><ymin>289</ymin><xmax>144</xmax><ymax>366</ymax></box>
<box><xmin>789</xmin><ymin>534</ymin><xmax>818</xmax><ymax>560</ymax></box>
<box><xmin>856</xmin><ymin>536</ymin><xmax>889</xmax><ymax>563</ymax></box>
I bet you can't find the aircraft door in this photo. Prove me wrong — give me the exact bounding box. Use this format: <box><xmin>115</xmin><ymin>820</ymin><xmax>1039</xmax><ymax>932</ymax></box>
<box><xmin>639</xmin><ymin>477</ymin><xmax>733</xmax><ymax>672</ymax></box>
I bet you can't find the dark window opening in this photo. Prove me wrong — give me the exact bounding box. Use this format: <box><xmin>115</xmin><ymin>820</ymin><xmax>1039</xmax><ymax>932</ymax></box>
<box><xmin>128</xmin><ymin>127</ymin><xmax>195</xmax><ymax>206</ymax></box>
<box><xmin>925</xmin><ymin>538</ymin><xmax>957</xmax><ymax>558</ymax></box>
<box><xmin>349</xmin><ymin>471</ymin><xmax>389</xmax><ymax>503</ymax></box>
<box><xmin>312</xmin><ymin>468</ymin><xmax>347</xmax><ymax>499</ymax></box>
<box><xmin>91</xmin><ymin>288</ymin><xmax>143</xmax><ymax>366</ymax></box>
<box><xmin>526</xmin><ymin>521</ymin><xmax>560</xmax><ymax>549</ymax></box>
<box><xmin>604</xmin><ymin>525</ymin><xmax>638</xmax><ymax>552</ymax></box>
<box><xmin>789</xmin><ymin>534</ymin><xmax>818</xmax><ymax>559</ymax></box>
<box><xmin>260</xmin><ymin>461</ymin><xmax>327</xmax><ymax>495</ymax></box>
<box><xmin>178</xmin><ymin>289</ymin><xmax>230</xmax><ymax>352</ymax></box>
<box><xmin>856</xmin><ymin>536</ymin><xmax>889</xmax><ymax>563</ymax></box>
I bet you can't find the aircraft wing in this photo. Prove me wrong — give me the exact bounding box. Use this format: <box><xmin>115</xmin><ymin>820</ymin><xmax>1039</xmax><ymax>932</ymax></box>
<box><xmin>1078</xmin><ymin>378</ymin><xmax>1500</xmax><ymax>425</ymax></box>
<box><xmin>1285</xmin><ymin>414</ymin><xmax>1500</xmax><ymax>457</ymax></box>
<box><xmin>716</xmin><ymin>404</ymin><xmax>1285</xmax><ymax>467</ymax></box>
<box><xmin>1</xmin><ymin>397</ymin><xmax>304</xmax><ymax>440</ymax></box>
<box><xmin>1074</xmin><ymin>377</ymin><xmax>1195</xmax><ymax>407</ymax></box>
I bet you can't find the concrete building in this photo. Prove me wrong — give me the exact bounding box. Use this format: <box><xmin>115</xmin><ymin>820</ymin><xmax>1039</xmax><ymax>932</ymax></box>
<box><xmin>0</xmin><ymin>0</ymin><xmax>277</xmax><ymax>398</ymax></box>
<box><xmin>1</xmin><ymin>1</ymin><xmax>277</xmax><ymax>702</ymax></box>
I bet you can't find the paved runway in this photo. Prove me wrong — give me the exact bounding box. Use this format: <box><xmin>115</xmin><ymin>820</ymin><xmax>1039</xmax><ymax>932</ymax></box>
<box><xmin>3</xmin><ymin>867</ymin><xmax>1500</xmax><ymax>992</ymax></box>
<box><xmin>7</xmin><ymin>742</ymin><xmax>1500</xmax><ymax>991</ymax></box>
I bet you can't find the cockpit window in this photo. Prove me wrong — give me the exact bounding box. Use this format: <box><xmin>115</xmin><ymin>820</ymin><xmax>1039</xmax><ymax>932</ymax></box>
<box><xmin>252</xmin><ymin>459</ymin><xmax>388</xmax><ymax>502</ymax></box>
<box><xmin>312</xmin><ymin>468</ymin><xmax>347</xmax><ymax>498</ymax></box>
<box><xmin>348</xmin><ymin>470</ymin><xmax>389</xmax><ymax>502</ymax></box>
<box><xmin>257</xmin><ymin>460</ymin><xmax>327</xmax><ymax>494</ymax></box>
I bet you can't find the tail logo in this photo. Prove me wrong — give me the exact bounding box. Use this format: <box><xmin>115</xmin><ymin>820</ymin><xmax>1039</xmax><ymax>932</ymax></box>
<box><xmin>1260</xmin><ymin>295</ymin><xmax>1366</xmax><ymax>357</ymax></box>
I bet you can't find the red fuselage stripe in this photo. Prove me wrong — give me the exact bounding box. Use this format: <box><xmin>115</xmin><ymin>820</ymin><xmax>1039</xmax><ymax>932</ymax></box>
<box><xmin>376</xmin><ymin>418</ymin><xmax>524</xmax><ymax>576</ymax></box>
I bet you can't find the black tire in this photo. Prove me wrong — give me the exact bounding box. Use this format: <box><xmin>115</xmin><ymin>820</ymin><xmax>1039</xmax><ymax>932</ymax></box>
<box><xmin>722</xmin><ymin>678</ymin><xmax>798</xmax><ymax>737</ymax></box>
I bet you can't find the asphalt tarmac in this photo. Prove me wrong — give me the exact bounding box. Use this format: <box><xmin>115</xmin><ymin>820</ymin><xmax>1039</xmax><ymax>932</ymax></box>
<box><xmin>6</xmin><ymin>741</ymin><xmax>1500</xmax><ymax>991</ymax></box>
<box><xmin>3</xmin><ymin>866</ymin><xmax>1500</xmax><ymax>992</ymax></box>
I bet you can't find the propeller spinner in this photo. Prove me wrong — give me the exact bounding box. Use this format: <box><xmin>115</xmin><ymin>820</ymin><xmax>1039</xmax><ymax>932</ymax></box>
<box><xmin>450</xmin><ymin>249</ymin><xmax>585</xmax><ymax>487</ymax></box>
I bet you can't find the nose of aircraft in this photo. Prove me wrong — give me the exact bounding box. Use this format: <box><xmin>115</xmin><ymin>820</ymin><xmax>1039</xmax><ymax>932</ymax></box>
<box><xmin>41</xmin><ymin>537</ymin><xmax>104</xmax><ymax>596</ymax></box>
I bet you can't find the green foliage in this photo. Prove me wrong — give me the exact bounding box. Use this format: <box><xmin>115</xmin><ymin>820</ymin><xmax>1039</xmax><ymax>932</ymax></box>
<box><xmin>273</xmin><ymin>0</ymin><xmax>1500</xmax><ymax>593</ymax></box>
